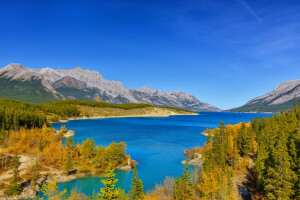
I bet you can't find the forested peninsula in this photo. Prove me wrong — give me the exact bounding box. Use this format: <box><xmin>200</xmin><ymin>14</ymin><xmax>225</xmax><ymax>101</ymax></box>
<box><xmin>179</xmin><ymin>98</ymin><xmax>300</xmax><ymax>200</ymax></box>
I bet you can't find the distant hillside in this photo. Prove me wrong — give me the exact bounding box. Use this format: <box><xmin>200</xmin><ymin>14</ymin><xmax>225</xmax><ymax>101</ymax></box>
<box><xmin>0</xmin><ymin>63</ymin><xmax>220</xmax><ymax>111</ymax></box>
<box><xmin>230</xmin><ymin>79</ymin><xmax>300</xmax><ymax>112</ymax></box>
<box><xmin>0</xmin><ymin>70</ymin><xmax>62</xmax><ymax>103</ymax></box>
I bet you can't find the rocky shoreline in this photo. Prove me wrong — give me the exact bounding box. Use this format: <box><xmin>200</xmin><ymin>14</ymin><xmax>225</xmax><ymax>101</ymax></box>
<box><xmin>181</xmin><ymin>153</ymin><xmax>203</xmax><ymax>166</ymax></box>
<box><xmin>0</xmin><ymin>163</ymin><xmax>133</xmax><ymax>200</ymax></box>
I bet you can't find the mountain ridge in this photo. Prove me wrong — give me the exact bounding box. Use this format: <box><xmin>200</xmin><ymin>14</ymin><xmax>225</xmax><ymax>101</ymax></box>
<box><xmin>230</xmin><ymin>79</ymin><xmax>300</xmax><ymax>112</ymax></box>
<box><xmin>0</xmin><ymin>63</ymin><xmax>220</xmax><ymax>111</ymax></box>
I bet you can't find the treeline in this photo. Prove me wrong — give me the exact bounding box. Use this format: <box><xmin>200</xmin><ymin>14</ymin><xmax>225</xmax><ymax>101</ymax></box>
<box><xmin>58</xmin><ymin>100</ymin><xmax>153</xmax><ymax>110</ymax></box>
<box><xmin>0</xmin><ymin>98</ymin><xmax>161</xmax><ymax>132</ymax></box>
<box><xmin>0</xmin><ymin>99</ymin><xmax>46</xmax><ymax>131</ymax></box>
<box><xmin>40</xmin><ymin>101</ymin><xmax>80</xmax><ymax>118</ymax></box>
<box><xmin>41</xmin><ymin>100</ymin><xmax>192</xmax><ymax>116</ymax></box>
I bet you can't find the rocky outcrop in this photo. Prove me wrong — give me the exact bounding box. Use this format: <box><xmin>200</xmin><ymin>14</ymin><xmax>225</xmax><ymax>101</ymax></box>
<box><xmin>0</xmin><ymin>63</ymin><xmax>219</xmax><ymax>111</ymax></box>
<box><xmin>181</xmin><ymin>153</ymin><xmax>203</xmax><ymax>166</ymax></box>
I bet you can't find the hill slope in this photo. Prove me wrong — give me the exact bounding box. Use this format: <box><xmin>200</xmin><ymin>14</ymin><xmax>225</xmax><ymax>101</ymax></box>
<box><xmin>230</xmin><ymin>79</ymin><xmax>300</xmax><ymax>112</ymax></box>
<box><xmin>0</xmin><ymin>64</ymin><xmax>62</xmax><ymax>103</ymax></box>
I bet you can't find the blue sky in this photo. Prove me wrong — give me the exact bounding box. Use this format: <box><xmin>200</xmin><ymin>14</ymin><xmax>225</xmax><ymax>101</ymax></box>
<box><xmin>1</xmin><ymin>0</ymin><xmax>300</xmax><ymax>109</ymax></box>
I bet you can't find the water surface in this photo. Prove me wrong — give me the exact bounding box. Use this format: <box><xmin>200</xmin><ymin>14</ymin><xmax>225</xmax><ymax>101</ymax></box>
<box><xmin>52</xmin><ymin>112</ymin><xmax>270</xmax><ymax>195</ymax></box>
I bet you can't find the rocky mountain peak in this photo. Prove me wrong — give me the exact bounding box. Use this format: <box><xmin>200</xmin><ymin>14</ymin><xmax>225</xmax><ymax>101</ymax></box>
<box><xmin>72</xmin><ymin>67</ymin><xmax>85</xmax><ymax>71</ymax></box>
<box><xmin>136</xmin><ymin>87</ymin><xmax>157</xmax><ymax>93</ymax></box>
<box><xmin>3</xmin><ymin>63</ymin><xmax>28</xmax><ymax>71</ymax></box>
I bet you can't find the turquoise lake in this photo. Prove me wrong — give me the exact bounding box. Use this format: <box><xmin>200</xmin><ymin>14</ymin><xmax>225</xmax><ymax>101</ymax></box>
<box><xmin>52</xmin><ymin>112</ymin><xmax>270</xmax><ymax>196</ymax></box>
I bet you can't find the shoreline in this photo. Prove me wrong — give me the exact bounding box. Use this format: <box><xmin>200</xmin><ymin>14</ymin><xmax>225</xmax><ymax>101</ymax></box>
<box><xmin>201</xmin><ymin>132</ymin><xmax>210</xmax><ymax>136</ymax></box>
<box><xmin>55</xmin><ymin>112</ymin><xmax>199</xmax><ymax>123</ymax></box>
<box><xmin>0</xmin><ymin>160</ymin><xmax>133</xmax><ymax>200</ymax></box>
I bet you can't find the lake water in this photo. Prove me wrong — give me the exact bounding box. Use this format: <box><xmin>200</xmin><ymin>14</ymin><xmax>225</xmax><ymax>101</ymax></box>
<box><xmin>52</xmin><ymin>112</ymin><xmax>270</xmax><ymax>196</ymax></box>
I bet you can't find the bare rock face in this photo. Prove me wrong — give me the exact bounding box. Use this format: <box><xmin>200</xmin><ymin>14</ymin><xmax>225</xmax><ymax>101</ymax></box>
<box><xmin>134</xmin><ymin>87</ymin><xmax>219</xmax><ymax>111</ymax></box>
<box><xmin>53</xmin><ymin>76</ymin><xmax>88</xmax><ymax>91</ymax></box>
<box><xmin>0</xmin><ymin>63</ymin><xmax>219</xmax><ymax>111</ymax></box>
<box><xmin>231</xmin><ymin>79</ymin><xmax>300</xmax><ymax>112</ymax></box>
<box><xmin>247</xmin><ymin>80</ymin><xmax>300</xmax><ymax>106</ymax></box>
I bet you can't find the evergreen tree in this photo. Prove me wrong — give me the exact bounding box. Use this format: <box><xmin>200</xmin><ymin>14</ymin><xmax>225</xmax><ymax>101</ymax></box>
<box><xmin>4</xmin><ymin>153</ymin><xmax>22</xmax><ymax>196</ymax></box>
<box><xmin>13</xmin><ymin>114</ymin><xmax>19</xmax><ymax>130</ymax></box>
<box><xmin>64</xmin><ymin>152</ymin><xmax>73</xmax><ymax>174</ymax></box>
<box><xmin>254</xmin><ymin>141</ymin><xmax>268</xmax><ymax>192</ymax></box>
<box><xmin>99</xmin><ymin>167</ymin><xmax>120</xmax><ymax>199</ymax></box>
<box><xmin>65</xmin><ymin>136</ymin><xmax>76</xmax><ymax>150</ymax></box>
<box><xmin>213</xmin><ymin>123</ymin><xmax>227</xmax><ymax>170</ymax></box>
<box><xmin>173</xmin><ymin>177</ymin><xmax>183</xmax><ymax>200</ymax></box>
<box><xmin>31</xmin><ymin>161</ymin><xmax>40</xmax><ymax>192</ymax></box>
<box><xmin>202</xmin><ymin>146</ymin><xmax>216</xmax><ymax>173</ymax></box>
<box><xmin>264</xmin><ymin>138</ymin><xmax>297</xmax><ymax>199</ymax></box>
<box><xmin>129</xmin><ymin>167</ymin><xmax>144</xmax><ymax>200</ymax></box>
<box><xmin>237</xmin><ymin>122</ymin><xmax>253</xmax><ymax>157</ymax></box>
<box><xmin>0</xmin><ymin>121</ymin><xmax>5</xmax><ymax>146</ymax></box>
<box><xmin>181</xmin><ymin>162</ymin><xmax>194</xmax><ymax>200</ymax></box>
<box><xmin>293</xmin><ymin>94</ymin><xmax>298</xmax><ymax>113</ymax></box>
<box><xmin>173</xmin><ymin>162</ymin><xmax>194</xmax><ymax>200</ymax></box>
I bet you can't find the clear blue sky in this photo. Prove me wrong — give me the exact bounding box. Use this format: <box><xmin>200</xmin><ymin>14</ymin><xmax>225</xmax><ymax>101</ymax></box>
<box><xmin>1</xmin><ymin>0</ymin><xmax>300</xmax><ymax>109</ymax></box>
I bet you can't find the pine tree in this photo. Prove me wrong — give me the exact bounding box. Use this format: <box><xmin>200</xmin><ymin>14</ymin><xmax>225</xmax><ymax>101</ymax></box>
<box><xmin>173</xmin><ymin>177</ymin><xmax>183</xmax><ymax>200</ymax></box>
<box><xmin>237</xmin><ymin>122</ymin><xmax>253</xmax><ymax>157</ymax></box>
<box><xmin>31</xmin><ymin>161</ymin><xmax>40</xmax><ymax>192</ymax></box>
<box><xmin>254</xmin><ymin>142</ymin><xmax>268</xmax><ymax>192</ymax></box>
<box><xmin>64</xmin><ymin>152</ymin><xmax>73</xmax><ymax>174</ymax></box>
<box><xmin>129</xmin><ymin>167</ymin><xmax>144</xmax><ymax>200</ymax></box>
<box><xmin>181</xmin><ymin>162</ymin><xmax>194</xmax><ymax>200</ymax></box>
<box><xmin>202</xmin><ymin>133</ymin><xmax>216</xmax><ymax>173</ymax></box>
<box><xmin>293</xmin><ymin>94</ymin><xmax>298</xmax><ymax>113</ymax></box>
<box><xmin>99</xmin><ymin>167</ymin><xmax>120</xmax><ymax>199</ymax></box>
<box><xmin>0</xmin><ymin>121</ymin><xmax>5</xmax><ymax>146</ymax></box>
<box><xmin>13</xmin><ymin>114</ymin><xmax>19</xmax><ymax>130</ymax></box>
<box><xmin>4</xmin><ymin>153</ymin><xmax>22</xmax><ymax>196</ymax></box>
<box><xmin>264</xmin><ymin>138</ymin><xmax>297</xmax><ymax>199</ymax></box>
<box><xmin>213</xmin><ymin>123</ymin><xmax>227</xmax><ymax>170</ymax></box>
<box><xmin>65</xmin><ymin>136</ymin><xmax>76</xmax><ymax>150</ymax></box>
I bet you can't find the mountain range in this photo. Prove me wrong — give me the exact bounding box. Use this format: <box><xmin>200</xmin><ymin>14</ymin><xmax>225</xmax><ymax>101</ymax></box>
<box><xmin>0</xmin><ymin>63</ymin><xmax>219</xmax><ymax>111</ymax></box>
<box><xmin>230</xmin><ymin>79</ymin><xmax>300</xmax><ymax>112</ymax></box>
